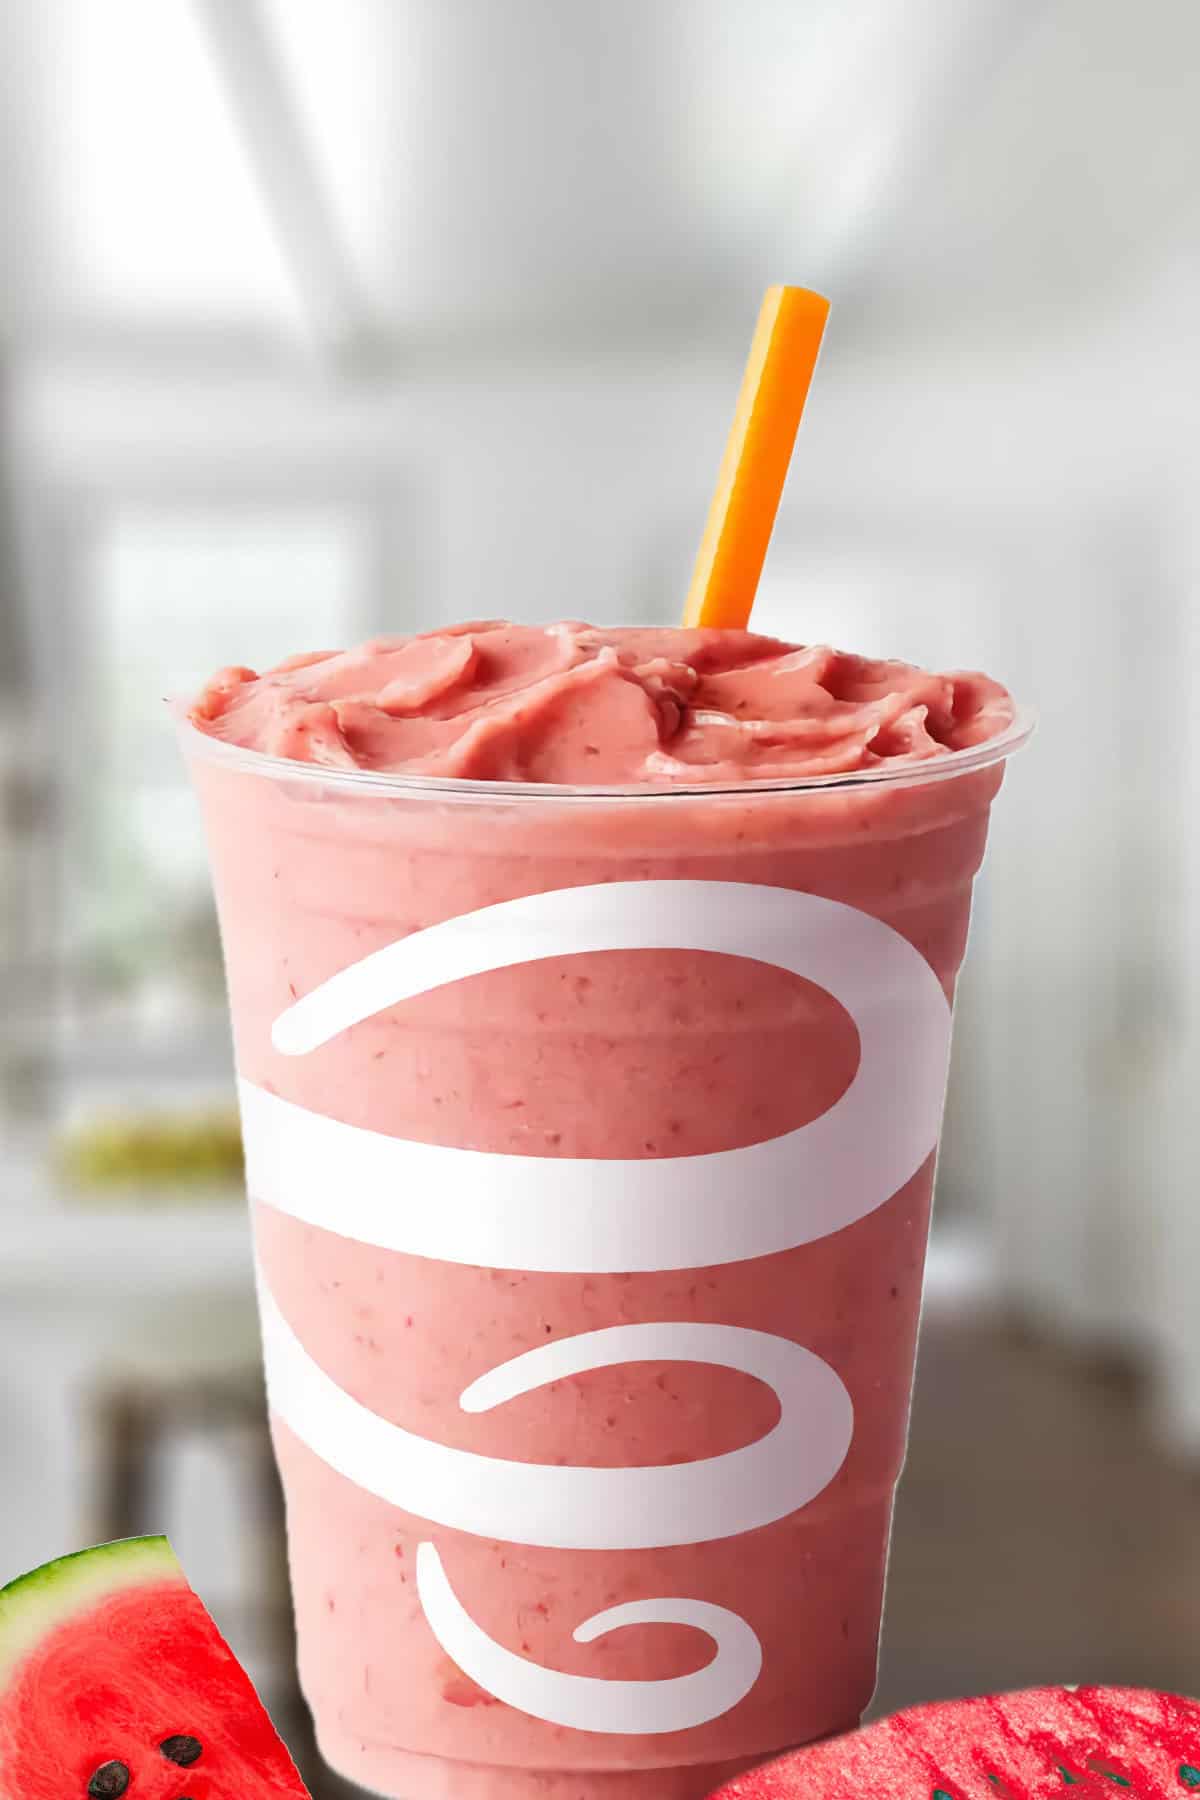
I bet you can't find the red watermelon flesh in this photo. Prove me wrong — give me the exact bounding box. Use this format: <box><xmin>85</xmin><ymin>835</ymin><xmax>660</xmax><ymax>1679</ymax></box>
<box><xmin>0</xmin><ymin>1536</ymin><xmax>310</xmax><ymax>1800</ymax></box>
<box><xmin>709</xmin><ymin>1687</ymin><xmax>1200</xmax><ymax>1800</ymax></box>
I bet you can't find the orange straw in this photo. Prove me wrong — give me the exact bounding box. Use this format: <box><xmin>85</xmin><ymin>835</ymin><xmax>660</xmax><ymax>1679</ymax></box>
<box><xmin>683</xmin><ymin>285</ymin><xmax>830</xmax><ymax>630</ymax></box>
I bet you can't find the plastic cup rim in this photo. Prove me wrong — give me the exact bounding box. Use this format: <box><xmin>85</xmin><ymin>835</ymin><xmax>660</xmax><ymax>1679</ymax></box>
<box><xmin>171</xmin><ymin>701</ymin><xmax>1035</xmax><ymax>804</ymax></box>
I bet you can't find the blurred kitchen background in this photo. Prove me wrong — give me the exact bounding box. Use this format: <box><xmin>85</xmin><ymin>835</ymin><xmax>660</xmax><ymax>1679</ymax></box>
<box><xmin>1</xmin><ymin>0</ymin><xmax>1199</xmax><ymax>1786</ymax></box>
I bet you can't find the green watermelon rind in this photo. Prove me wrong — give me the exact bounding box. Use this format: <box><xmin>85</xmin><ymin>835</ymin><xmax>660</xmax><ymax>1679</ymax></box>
<box><xmin>0</xmin><ymin>1535</ymin><xmax>181</xmax><ymax>1689</ymax></box>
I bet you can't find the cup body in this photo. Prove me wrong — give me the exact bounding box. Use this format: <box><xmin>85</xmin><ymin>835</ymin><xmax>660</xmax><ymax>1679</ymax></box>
<box><xmin>184</xmin><ymin>728</ymin><xmax>1021</xmax><ymax>1800</ymax></box>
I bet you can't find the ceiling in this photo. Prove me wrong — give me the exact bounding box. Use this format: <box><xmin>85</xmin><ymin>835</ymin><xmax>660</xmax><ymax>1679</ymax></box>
<box><xmin>0</xmin><ymin>0</ymin><xmax>1195</xmax><ymax>358</ymax></box>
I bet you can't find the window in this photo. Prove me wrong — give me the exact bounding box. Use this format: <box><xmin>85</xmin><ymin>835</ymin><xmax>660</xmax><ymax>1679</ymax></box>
<box><xmin>55</xmin><ymin>496</ymin><xmax>383</xmax><ymax>1058</ymax></box>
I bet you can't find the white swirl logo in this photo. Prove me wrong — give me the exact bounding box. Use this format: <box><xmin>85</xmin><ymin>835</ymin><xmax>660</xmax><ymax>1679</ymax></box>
<box><xmin>245</xmin><ymin>880</ymin><xmax>951</xmax><ymax>1737</ymax></box>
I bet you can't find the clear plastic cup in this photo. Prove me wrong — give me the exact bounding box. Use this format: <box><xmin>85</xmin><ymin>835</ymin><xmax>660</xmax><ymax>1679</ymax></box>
<box><xmin>181</xmin><ymin>708</ymin><xmax>1030</xmax><ymax>1800</ymax></box>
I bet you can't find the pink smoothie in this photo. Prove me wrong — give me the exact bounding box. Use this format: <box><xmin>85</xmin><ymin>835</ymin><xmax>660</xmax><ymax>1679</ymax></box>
<box><xmin>185</xmin><ymin>623</ymin><xmax>1022</xmax><ymax>1800</ymax></box>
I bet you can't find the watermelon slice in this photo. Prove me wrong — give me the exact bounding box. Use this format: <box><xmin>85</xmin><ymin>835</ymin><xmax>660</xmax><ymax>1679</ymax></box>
<box><xmin>0</xmin><ymin>1536</ymin><xmax>310</xmax><ymax>1800</ymax></box>
<box><xmin>709</xmin><ymin>1688</ymin><xmax>1200</xmax><ymax>1799</ymax></box>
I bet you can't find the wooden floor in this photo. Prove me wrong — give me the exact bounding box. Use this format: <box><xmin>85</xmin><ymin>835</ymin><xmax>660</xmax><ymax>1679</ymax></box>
<box><xmin>282</xmin><ymin>1310</ymin><xmax>1200</xmax><ymax>1795</ymax></box>
<box><xmin>875</xmin><ymin>1309</ymin><xmax>1200</xmax><ymax>1715</ymax></box>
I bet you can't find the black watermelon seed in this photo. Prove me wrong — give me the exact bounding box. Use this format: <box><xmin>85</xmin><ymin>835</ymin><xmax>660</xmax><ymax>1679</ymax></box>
<box><xmin>160</xmin><ymin>1735</ymin><xmax>203</xmax><ymax>1766</ymax></box>
<box><xmin>1179</xmin><ymin>1768</ymin><xmax>1200</xmax><ymax>1789</ymax></box>
<box><xmin>87</xmin><ymin>1764</ymin><xmax>130</xmax><ymax>1800</ymax></box>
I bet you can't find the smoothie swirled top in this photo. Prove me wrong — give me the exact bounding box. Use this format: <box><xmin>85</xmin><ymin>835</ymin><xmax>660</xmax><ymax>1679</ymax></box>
<box><xmin>190</xmin><ymin>621</ymin><xmax>1014</xmax><ymax>784</ymax></box>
